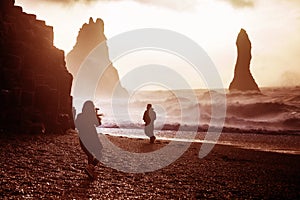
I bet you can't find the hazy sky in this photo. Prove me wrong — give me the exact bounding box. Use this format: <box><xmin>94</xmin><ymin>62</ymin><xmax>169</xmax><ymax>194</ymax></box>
<box><xmin>15</xmin><ymin>0</ymin><xmax>300</xmax><ymax>88</ymax></box>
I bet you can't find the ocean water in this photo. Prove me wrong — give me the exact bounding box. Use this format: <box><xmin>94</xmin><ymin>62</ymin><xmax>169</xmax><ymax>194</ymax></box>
<box><xmin>89</xmin><ymin>87</ymin><xmax>300</xmax><ymax>132</ymax></box>
<box><xmin>74</xmin><ymin>87</ymin><xmax>300</xmax><ymax>154</ymax></box>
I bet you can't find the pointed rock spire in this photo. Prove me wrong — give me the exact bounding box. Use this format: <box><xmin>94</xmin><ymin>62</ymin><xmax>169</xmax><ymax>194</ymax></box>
<box><xmin>89</xmin><ymin>17</ymin><xmax>94</xmax><ymax>24</ymax></box>
<box><xmin>66</xmin><ymin>18</ymin><xmax>127</xmax><ymax>98</ymax></box>
<box><xmin>229</xmin><ymin>29</ymin><xmax>260</xmax><ymax>92</ymax></box>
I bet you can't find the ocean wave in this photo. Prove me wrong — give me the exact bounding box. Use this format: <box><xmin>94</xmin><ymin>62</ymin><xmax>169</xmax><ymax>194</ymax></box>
<box><xmin>92</xmin><ymin>87</ymin><xmax>300</xmax><ymax>135</ymax></box>
<box><xmin>287</xmin><ymin>95</ymin><xmax>300</xmax><ymax>102</ymax></box>
<box><xmin>226</xmin><ymin>102</ymin><xmax>298</xmax><ymax>118</ymax></box>
<box><xmin>102</xmin><ymin>122</ymin><xmax>300</xmax><ymax>135</ymax></box>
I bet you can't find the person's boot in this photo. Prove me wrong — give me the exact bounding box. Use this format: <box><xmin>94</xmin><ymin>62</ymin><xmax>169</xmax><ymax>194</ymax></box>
<box><xmin>150</xmin><ymin>136</ymin><xmax>156</xmax><ymax>144</ymax></box>
<box><xmin>92</xmin><ymin>157</ymin><xmax>99</xmax><ymax>166</ymax></box>
<box><xmin>84</xmin><ymin>164</ymin><xmax>95</xmax><ymax>179</ymax></box>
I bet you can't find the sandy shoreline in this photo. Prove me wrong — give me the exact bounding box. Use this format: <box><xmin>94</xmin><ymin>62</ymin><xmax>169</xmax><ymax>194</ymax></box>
<box><xmin>1</xmin><ymin>131</ymin><xmax>299</xmax><ymax>199</ymax></box>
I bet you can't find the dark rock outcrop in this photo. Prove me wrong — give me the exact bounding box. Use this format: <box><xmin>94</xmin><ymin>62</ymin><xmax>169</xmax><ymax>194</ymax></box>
<box><xmin>229</xmin><ymin>29</ymin><xmax>260</xmax><ymax>92</ymax></box>
<box><xmin>66</xmin><ymin>17</ymin><xmax>128</xmax><ymax>98</ymax></box>
<box><xmin>0</xmin><ymin>0</ymin><xmax>74</xmax><ymax>134</ymax></box>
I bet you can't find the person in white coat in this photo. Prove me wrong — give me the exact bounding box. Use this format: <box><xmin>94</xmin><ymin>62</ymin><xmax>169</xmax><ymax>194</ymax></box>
<box><xmin>143</xmin><ymin>104</ymin><xmax>156</xmax><ymax>143</ymax></box>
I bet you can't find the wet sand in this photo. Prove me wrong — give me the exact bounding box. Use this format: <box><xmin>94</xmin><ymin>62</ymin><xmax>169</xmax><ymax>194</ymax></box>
<box><xmin>0</xmin><ymin>131</ymin><xmax>299</xmax><ymax>199</ymax></box>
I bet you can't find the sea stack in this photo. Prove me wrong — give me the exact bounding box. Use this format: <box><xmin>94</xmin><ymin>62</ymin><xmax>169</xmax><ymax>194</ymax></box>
<box><xmin>229</xmin><ymin>29</ymin><xmax>260</xmax><ymax>92</ymax></box>
<box><xmin>66</xmin><ymin>17</ymin><xmax>128</xmax><ymax>98</ymax></box>
<box><xmin>0</xmin><ymin>0</ymin><xmax>74</xmax><ymax>133</ymax></box>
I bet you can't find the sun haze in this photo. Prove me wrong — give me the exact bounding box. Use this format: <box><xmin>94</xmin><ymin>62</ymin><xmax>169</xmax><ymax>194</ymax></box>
<box><xmin>15</xmin><ymin>0</ymin><xmax>300</xmax><ymax>88</ymax></box>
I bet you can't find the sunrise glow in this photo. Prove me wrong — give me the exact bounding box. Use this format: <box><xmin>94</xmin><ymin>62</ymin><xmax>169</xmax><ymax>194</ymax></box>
<box><xmin>15</xmin><ymin>0</ymin><xmax>300</xmax><ymax>88</ymax></box>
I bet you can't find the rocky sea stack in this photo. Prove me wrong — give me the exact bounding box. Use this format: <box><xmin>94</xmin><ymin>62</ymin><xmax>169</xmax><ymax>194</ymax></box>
<box><xmin>66</xmin><ymin>17</ymin><xmax>128</xmax><ymax>98</ymax></box>
<box><xmin>0</xmin><ymin>0</ymin><xmax>74</xmax><ymax>134</ymax></box>
<box><xmin>229</xmin><ymin>29</ymin><xmax>260</xmax><ymax>93</ymax></box>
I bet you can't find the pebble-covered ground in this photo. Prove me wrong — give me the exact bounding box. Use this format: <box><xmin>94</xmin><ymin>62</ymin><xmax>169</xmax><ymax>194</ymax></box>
<box><xmin>0</xmin><ymin>131</ymin><xmax>299</xmax><ymax>199</ymax></box>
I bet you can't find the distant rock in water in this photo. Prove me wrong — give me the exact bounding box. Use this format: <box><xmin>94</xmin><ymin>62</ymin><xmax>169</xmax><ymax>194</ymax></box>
<box><xmin>0</xmin><ymin>0</ymin><xmax>74</xmax><ymax>133</ymax></box>
<box><xmin>66</xmin><ymin>17</ymin><xmax>128</xmax><ymax>98</ymax></box>
<box><xmin>229</xmin><ymin>29</ymin><xmax>260</xmax><ymax>93</ymax></box>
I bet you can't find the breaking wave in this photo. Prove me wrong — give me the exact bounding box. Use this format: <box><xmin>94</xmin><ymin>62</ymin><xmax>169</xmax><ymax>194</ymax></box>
<box><xmin>74</xmin><ymin>87</ymin><xmax>300</xmax><ymax>135</ymax></box>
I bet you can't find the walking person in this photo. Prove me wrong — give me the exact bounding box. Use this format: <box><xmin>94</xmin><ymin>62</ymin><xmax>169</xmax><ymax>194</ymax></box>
<box><xmin>143</xmin><ymin>104</ymin><xmax>156</xmax><ymax>143</ymax></box>
<box><xmin>75</xmin><ymin>100</ymin><xmax>102</xmax><ymax>179</ymax></box>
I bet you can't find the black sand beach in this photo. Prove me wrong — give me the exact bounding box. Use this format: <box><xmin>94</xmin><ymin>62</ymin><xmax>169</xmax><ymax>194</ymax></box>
<box><xmin>1</xmin><ymin>1</ymin><xmax>300</xmax><ymax>199</ymax></box>
<box><xmin>1</xmin><ymin>131</ymin><xmax>299</xmax><ymax>199</ymax></box>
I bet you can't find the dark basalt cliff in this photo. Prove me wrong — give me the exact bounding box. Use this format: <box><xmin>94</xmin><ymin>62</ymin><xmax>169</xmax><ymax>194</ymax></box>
<box><xmin>66</xmin><ymin>17</ymin><xmax>128</xmax><ymax>98</ymax></box>
<box><xmin>0</xmin><ymin>0</ymin><xmax>74</xmax><ymax>134</ymax></box>
<box><xmin>229</xmin><ymin>29</ymin><xmax>260</xmax><ymax>93</ymax></box>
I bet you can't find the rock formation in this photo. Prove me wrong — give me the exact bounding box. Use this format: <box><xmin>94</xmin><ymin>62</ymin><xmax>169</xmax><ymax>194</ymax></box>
<box><xmin>229</xmin><ymin>29</ymin><xmax>260</xmax><ymax>92</ymax></box>
<box><xmin>66</xmin><ymin>17</ymin><xmax>128</xmax><ymax>98</ymax></box>
<box><xmin>0</xmin><ymin>0</ymin><xmax>74</xmax><ymax>133</ymax></box>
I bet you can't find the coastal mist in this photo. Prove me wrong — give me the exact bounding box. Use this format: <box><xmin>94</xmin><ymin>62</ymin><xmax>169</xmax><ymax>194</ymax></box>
<box><xmin>93</xmin><ymin>87</ymin><xmax>300</xmax><ymax>133</ymax></box>
<box><xmin>74</xmin><ymin>87</ymin><xmax>298</xmax><ymax>155</ymax></box>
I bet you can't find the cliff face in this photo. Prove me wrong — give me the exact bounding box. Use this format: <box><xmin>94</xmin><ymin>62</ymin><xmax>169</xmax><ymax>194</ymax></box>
<box><xmin>0</xmin><ymin>0</ymin><xmax>74</xmax><ymax>133</ymax></box>
<box><xmin>229</xmin><ymin>29</ymin><xmax>260</xmax><ymax>92</ymax></box>
<box><xmin>66</xmin><ymin>18</ymin><xmax>128</xmax><ymax>98</ymax></box>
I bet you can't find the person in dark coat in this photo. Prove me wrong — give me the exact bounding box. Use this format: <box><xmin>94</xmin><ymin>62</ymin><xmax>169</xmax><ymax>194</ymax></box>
<box><xmin>75</xmin><ymin>100</ymin><xmax>102</xmax><ymax>179</ymax></box>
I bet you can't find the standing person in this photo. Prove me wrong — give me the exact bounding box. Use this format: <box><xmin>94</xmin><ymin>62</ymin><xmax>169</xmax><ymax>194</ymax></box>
<box><xmin>143</xmin><ymin>104</ymin><xmax>156</xmax><ymax>143</ymax></box>
<box><xmin>75</xmin><ymin>100</ymin><xmax>102</xmax><ymax>179</ymax></box>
